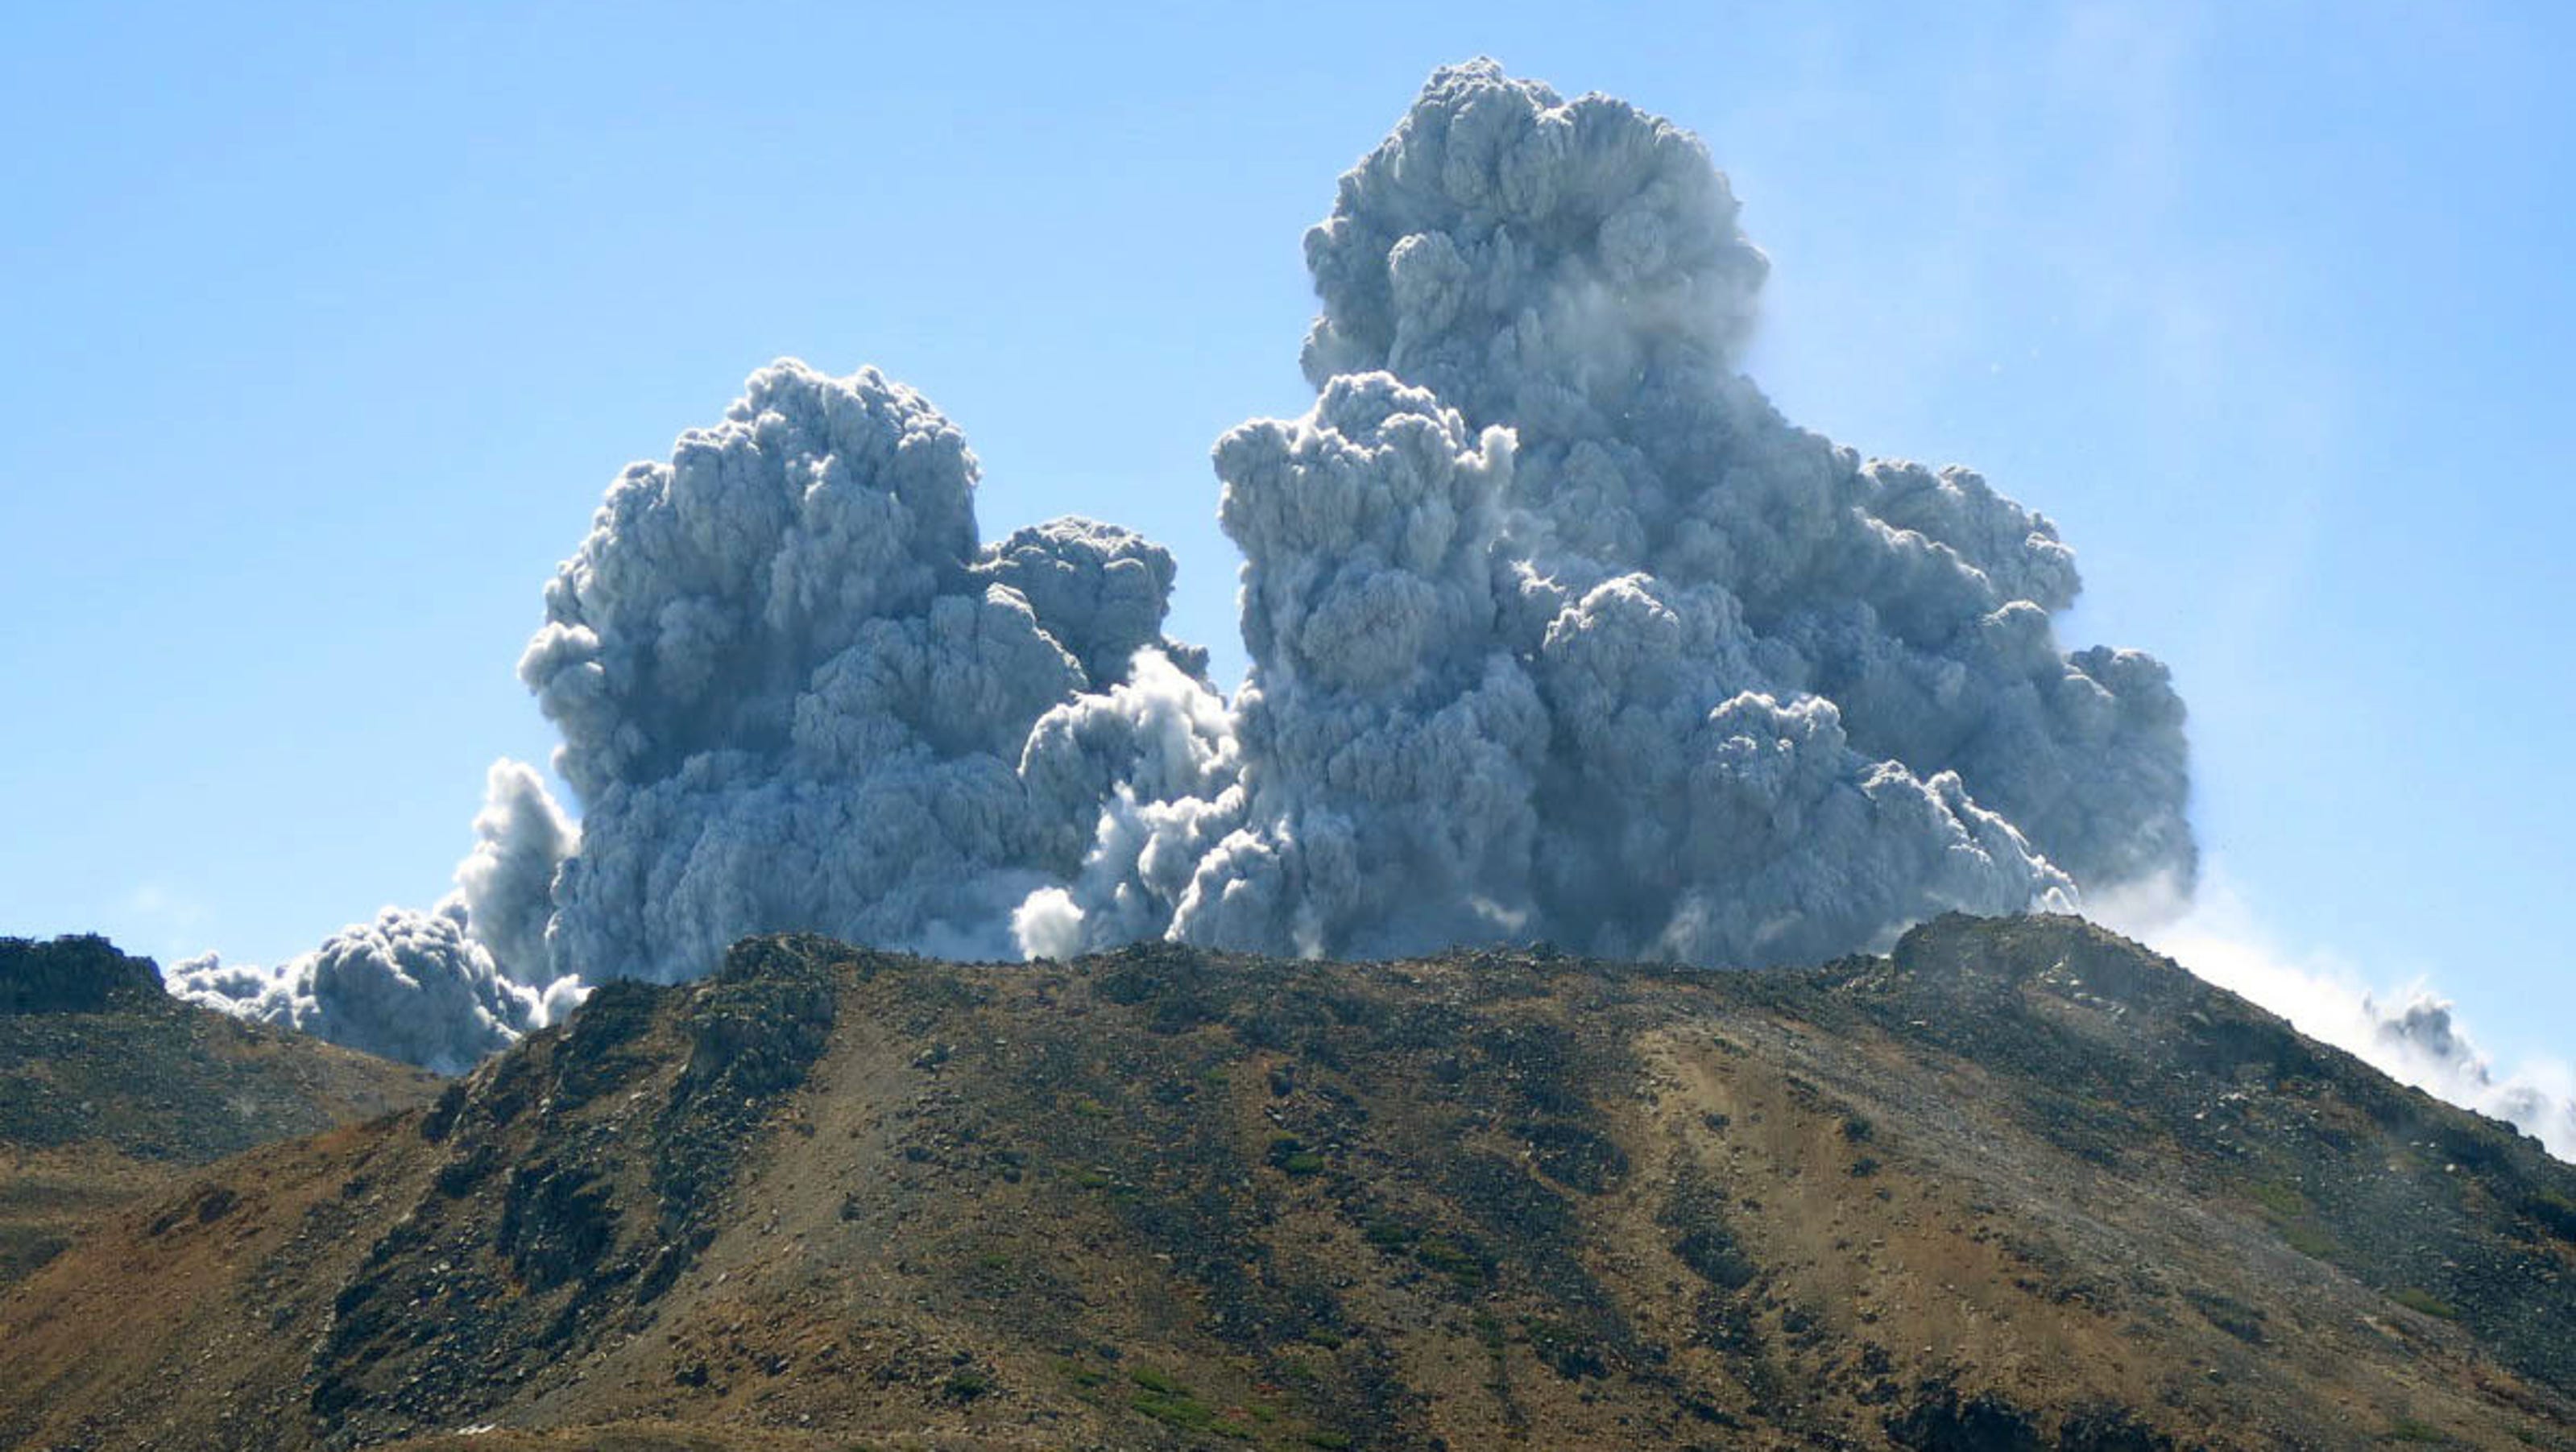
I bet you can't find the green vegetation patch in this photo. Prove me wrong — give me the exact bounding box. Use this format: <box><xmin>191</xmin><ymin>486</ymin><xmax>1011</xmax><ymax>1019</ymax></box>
<box><xmin>1266</xmin><ymin>1135</ymin><xmax>1325</xmax><ymax>1177</ymax></box>
<box><xmin>1362</xmin><ymin>1218</ymin><xmax>1414</xmax><ymax>1251</ymax></box>
<box><xmin>2245</xmin><ymin>1177</ymin><xmax>2342</xmax><ymax>1260</ymax></box>
<box><xmin>1412</xmin><ymin>1232</ymin><xmax>1487</xmax><ymax>1288</ymax></box>
<box><xmin>2249</xmin><ymin>1179</ymin><xmax>2309</xmax><ymax>1220</ymax></box>
<box><xmin>2390</xmin><ymin>1287</ymin><xmax>2460</xmax><ymax>1321</ymax></box>
<box><xmin>2279</xmin><ymin>1220</ymin><xmax>2340</xmax><ymax>1260</ymax></box>
<box><xmin>1124</xmin><ymin>1367</ymin><xmax>1253</xmax><ymax>1438</ymax></box>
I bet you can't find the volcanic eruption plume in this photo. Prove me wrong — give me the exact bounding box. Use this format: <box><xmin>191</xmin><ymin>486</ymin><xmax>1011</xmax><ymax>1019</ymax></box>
<box><xmin>173</xmin><ymin>60</ymin><xmax>2198</xmax><ymax>1078</ymax></box>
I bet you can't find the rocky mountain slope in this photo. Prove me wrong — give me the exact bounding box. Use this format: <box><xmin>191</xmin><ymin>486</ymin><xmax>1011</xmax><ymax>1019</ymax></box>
<box><xmin>0</xmin><ymin>935</ymin><xmax>442</xmax><ymax>1288</ymax></box>
<box><xmin>3</xmin><ymin>916</ymin><xmax>2571</xmax><ymax>1450</ymax></box>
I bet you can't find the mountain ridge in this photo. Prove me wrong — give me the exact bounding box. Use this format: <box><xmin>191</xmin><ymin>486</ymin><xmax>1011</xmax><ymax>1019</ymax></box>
<box><xmin>3</xmin><ymin>915</ymin><xmax>2570</xmax><ymax>1450</ymax></box>
<box><xmin>0</xmin><ymin>934</ymin><xmax>443</xmax><ymax>1290</ymax></box>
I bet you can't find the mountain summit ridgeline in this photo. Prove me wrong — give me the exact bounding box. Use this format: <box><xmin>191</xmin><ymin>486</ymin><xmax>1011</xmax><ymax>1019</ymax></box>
<box><xmin>0</xmin><ymin>934</ymin><xmax>441</xmax><ymax>1291</ymax></box>
<box><xmin>5</xmin><ymin>915</ymin><xmax>2570</xmax><ymax>1450</ymax></box>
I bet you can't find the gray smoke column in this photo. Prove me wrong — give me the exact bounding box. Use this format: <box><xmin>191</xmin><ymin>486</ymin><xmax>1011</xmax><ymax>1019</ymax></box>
<box><xmin>515</xmin><ymin>361</ymin><xmax>1199</xmax><ymax>982</ymax></box>
<box><xmin>181</xmin><ymin>58</ymin><xmax>2201</xmax><ymax>1071</ymax></box>
<box><xmin>1028</xmin><ymin>59</ymin><xmax>2187</xmax><ymax>966</ymax></box>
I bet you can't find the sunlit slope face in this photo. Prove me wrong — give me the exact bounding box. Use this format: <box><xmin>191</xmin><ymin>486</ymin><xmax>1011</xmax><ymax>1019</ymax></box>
<box><xmin>167</xmin><ymin>59</ymin><xmax>2193</xmax><ymax>1069</ymax></box>
<box><xmin>7</xmin><ymin>917</ymin><xmax>2570</xmax><ymax>1450</ymax></box>
<box><xmin>0</xmin><ymin>934</ymin><xmax>441</xmax><ymax>1289</ymax></box>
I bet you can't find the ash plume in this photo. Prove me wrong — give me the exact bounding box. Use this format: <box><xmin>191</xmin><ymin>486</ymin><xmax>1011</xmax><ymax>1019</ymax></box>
<box><xmin>1029</xmin><ymin>60</ymin><xmax>2182</xmax><ymax>965</ymax></box>
<box><xmin>516</xmin><ymin>362</ymin><xmax>1203</xmax><ymax>983</ymax></box>
<box><xmin>184</xmin><ymin>60</ymin><xmax>2205</xmax><ymax>1077</ymax></box>
<box><xmin>452</xmin><ymin>758</ymin><xmax>577</xmax><ymax>984</ymax></box>
<box><xmin>166</xmin><ymin>904</ymin><xmax>567</xmax><ymax>1076</ymax></box>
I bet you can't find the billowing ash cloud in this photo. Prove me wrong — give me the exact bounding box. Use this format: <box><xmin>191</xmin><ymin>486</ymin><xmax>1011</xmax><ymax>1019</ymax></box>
<box><xmin>511</xmin><ymin>362</ymin><xmax>1203</xmax><ymax>984</ymax></box>
<box><xmin>452</xmin><ymin>758</ymin><xmax>577</xmax><ymax>982</ymax></box>
<box><xmin>166</xmin><ymin>763</ymin><xmax>589</xmax><ymax>1069</ymax></box>
<box><xmin>184</xmin><ymin>59</ymin><xmax>2203</xmax><ymax>1073</ymax></box>
<box><xmin>166</xmin><ymin>904</ymin><xmax>572</xmax><ymax>1076</ymax></box>
<box><xmin>1029</xmin><ymin>60</ymin><xmax>2185</xmax><ymax>966</ymax></box>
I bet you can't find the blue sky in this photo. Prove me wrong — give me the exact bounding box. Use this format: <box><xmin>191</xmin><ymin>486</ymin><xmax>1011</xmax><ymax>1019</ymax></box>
<box><xmin>3</xmin><ymin>4</ymin><xmax>2567</xmax><ymax>1070</ymax></box>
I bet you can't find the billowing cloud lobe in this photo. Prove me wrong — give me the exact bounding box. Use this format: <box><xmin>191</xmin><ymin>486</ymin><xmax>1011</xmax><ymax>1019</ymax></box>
<box><xmin>184</xmin><ymin>61</ymin><xmax>2219</xmax><ymax>1097</ymax></box>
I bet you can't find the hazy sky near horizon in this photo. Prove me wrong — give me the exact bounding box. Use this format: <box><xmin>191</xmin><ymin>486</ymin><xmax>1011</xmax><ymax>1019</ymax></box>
<box><xmin>3</xmin><ymin>4</ymin><xmax>2568</xmax><ymax>1069</ymax></box>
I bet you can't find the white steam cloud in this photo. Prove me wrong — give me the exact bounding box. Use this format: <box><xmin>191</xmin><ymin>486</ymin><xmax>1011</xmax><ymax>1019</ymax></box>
<box><xmin>2093</xmin><ymin>877</ymin><xmax>2576</xmax><ymax>1160</ymax></box>
<box><xmin>174</xmin><ymin>58</ymin><xmax>2551</xmax><ymax>1164</ymax></box>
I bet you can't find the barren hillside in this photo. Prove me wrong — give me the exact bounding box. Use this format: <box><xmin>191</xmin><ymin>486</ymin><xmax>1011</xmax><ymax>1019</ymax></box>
<box><xmin>0</xmin><ymin>934</ymin><xmax>441</xmax><ymax>1289</ymax></box>
<box><xmin>4</xmin><ymin>916</ymin><xmax>2571</xmax><ymax>1450</ymax></box>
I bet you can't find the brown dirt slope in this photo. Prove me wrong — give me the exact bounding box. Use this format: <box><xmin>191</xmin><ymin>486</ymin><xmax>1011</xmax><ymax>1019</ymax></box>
<box><xmin>0</xmin><ymin>934</ymin><xmax>443</xmax><ymax>1288</ymax></box>
<box><xmin>2</xmin><ymin>915</ymin><xmax>2572</xmax><ymax>1450</ymax></box>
